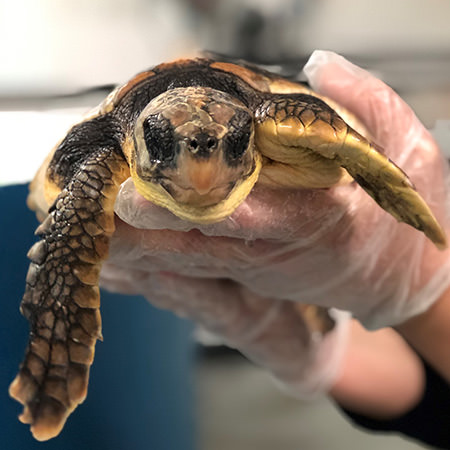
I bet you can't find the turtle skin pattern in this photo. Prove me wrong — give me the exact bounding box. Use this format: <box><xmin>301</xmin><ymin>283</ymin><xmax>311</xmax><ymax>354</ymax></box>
<box><xmin>9</xmin><ymin>150</ymin><xmax>129</xmax><ymax>440</ymax></box>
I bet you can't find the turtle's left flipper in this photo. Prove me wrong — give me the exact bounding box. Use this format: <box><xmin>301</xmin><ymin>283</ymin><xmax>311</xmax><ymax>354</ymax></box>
<box><xmin>9</xmin><ymin>150</ymin><xmax>129</xmax><ymax>441</ymax></box>
<box><xmin>254</xmin><ymin>93</ymin><xmax>447</xmax><ymax>250</ymax></box>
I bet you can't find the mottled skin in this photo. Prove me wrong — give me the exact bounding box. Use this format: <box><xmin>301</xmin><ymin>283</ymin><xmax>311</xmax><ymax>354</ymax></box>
<box><xmin>9</xmin><ymin>57</ymin><xmax>447</xmax><ymax>441</ymax></box>
<box><xmin>9</xmin><ymin>151</ymin><xmax>129</xmax><ymax>440</ymax></box>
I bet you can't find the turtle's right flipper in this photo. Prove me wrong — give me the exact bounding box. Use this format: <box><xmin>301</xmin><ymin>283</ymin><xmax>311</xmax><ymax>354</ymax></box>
<box><xmin>255</xmin><ymin>93</ymin><xmax>447</xmax><ymax>250</ymax></box>
<box><xmin>9</xmin><ymin>150</ymin><xmax>129</xmax><ymax>441</ymax></box>
<box><xmin>334</xmin><ymin>130</ymin><xmax>448</xmax><ymax>249</ymax></box>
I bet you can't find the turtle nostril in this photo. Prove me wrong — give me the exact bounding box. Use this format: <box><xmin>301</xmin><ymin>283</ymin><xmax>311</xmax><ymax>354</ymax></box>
<box><xmin>189</xmin><ymin>139</ymin><xmax>198</xmax><ymax>150</ymax></box>
<box><xmin>207</xmin><ymin>137</ymin><xmax>217</xmax><ymax>149</ymax></box>
<box><xmin>187</xmin><ymin>135</ymin><xmax>217</xmax><ymax>155</ymax></box>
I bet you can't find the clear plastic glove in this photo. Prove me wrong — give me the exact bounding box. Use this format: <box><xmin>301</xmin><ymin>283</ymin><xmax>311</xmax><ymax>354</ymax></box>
<box><xmin>101</xmin><ymin>263</ymin><xmax>349</xmax><ymax>397</ymax></box>
<box><xmin>100</xmin><ymin>51</ymin><xmax>450</xmax><ymax>396</ymax></box>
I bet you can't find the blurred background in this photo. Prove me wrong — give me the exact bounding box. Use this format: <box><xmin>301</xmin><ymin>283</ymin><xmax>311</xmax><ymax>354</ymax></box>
<box><xmin>1</xmin><ymin>0</ymin><xmax>449</xmax><ymax>449</ymax></box>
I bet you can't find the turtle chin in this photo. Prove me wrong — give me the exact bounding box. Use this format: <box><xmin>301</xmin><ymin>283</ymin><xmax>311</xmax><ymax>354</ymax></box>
<box><xmin>160</xmin><ymin>180</ymin><xmax>236</xmax><ymax>208</ymax></box>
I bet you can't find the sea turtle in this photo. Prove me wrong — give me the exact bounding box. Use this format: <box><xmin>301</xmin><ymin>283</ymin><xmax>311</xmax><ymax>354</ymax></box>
<box><xmin>9</xmin><ymin>56</ymin><xmax>447</xmax><ymax>441</ymax></box>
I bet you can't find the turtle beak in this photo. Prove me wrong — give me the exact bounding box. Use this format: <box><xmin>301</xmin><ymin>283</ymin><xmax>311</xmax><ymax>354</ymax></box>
<box><xmin>185</xmin><ymin>158</ymin><xmax>221</xmax><ymax>195</ymax></box>
<box><xmin>157</xmin><ymin>148</ymin><xmax>243</xmax><ymax>207</ymax></box>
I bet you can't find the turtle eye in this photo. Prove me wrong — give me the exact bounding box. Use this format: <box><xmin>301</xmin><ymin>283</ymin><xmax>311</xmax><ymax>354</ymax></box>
<box><xmin>142</xmin><ymin>114</ymin><xmax>176</xmax><ymax>165</ymax></box>
<box><xmin>223</xmin><ymin>109</ymin><xmax>253</xmax><ymax>163</ymax></box>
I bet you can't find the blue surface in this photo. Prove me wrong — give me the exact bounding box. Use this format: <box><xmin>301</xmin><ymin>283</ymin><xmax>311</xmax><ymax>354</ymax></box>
<box><xmin>0</xmin><ymin>184</ymin><xmax>195</xmax><ymax>450</ymax></box>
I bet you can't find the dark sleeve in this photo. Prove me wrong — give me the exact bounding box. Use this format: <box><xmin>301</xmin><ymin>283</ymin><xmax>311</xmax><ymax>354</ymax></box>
<box><xmin>337</xmin><ymin>359</ymin><xmax>450</xmax><ymax>449</ymax></box>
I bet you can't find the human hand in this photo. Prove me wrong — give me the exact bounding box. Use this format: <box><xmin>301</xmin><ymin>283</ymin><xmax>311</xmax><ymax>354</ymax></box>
<box><xmin>100</xmin><ymin>51</ymin><xmax>450</xmax><ymax>395</ymax></box>
<box><xmin>102</xmin><ymin>262</ymin><xmax>349</xmax><ymax>397</ymax></box>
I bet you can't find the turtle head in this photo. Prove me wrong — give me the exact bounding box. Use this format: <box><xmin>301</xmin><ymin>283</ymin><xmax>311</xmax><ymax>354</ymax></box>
<box><xmin>131</xmin><ymin>86</ymin><xmax>262</xmax><ymax>223</ymax></box>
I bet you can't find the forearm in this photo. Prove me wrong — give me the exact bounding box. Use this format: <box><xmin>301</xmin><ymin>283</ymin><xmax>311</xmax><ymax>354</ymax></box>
<box><xmin>396</xmin><ymin>285</ymin><xmax>450</xmax><ymax>384</ymax></box>
<box><xmin>329</xmin><ymin>321</ymin><xmax>425</xmax><ymax>419</ymax></box>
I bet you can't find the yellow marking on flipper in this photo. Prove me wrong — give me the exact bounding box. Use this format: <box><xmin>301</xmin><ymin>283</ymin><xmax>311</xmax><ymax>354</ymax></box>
<box><xmin>256</xmin><ymin>118</ymin><xmax>347</xmax><ymax>188</ymax></box>
<box><xmin>259</xmin><ymin>159</ymin><xmax>348</xmax><ymax>189</ymax></box>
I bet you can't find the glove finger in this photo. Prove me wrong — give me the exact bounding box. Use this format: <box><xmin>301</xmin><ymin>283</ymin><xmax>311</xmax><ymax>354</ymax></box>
<box><xmin>100</xmin><ymin>263</ymin><xmax>325</xmax><ymax>363</ymax></box>
<box><xmin>99</xmin><ymin>262</ymin><xmax>350</xmax><ymax>397</ymax></box>
<box><xmin>100</xmin><ymin>265</ymin><xmax>283</xmax><ymax>339</ymax></box>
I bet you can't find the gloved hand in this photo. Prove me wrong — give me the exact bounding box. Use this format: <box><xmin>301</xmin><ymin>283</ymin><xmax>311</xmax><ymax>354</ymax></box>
<box><xmin>102</xmin><ymin>262</ymin><xmax>350</xmax><ymax>397</ymax></box>
<box><xmin>100</xmin><ymin>50</ymin><xmax>450</xmax><ymax>396</ymax></box>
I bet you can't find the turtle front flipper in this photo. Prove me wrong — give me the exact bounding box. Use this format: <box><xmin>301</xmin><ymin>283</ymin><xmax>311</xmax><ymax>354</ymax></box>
<box><xmin>9</xmin><ymin>150</ymin><xmax>129</xmax><ymax>441</ymax></box>
<box><xmin>254</xmin><ymin>93</ymin><xmax>447</xmax><ymax>249</ymax></box>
